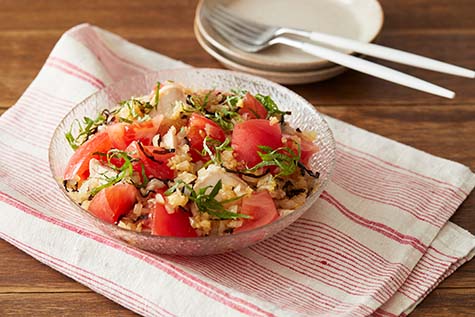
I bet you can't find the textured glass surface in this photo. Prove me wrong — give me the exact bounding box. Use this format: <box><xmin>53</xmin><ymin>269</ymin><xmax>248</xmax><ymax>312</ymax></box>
<box><xmin>49</xmin><ymin>68</ymin><xmax>336</xmax><ymax>255</ymax></box>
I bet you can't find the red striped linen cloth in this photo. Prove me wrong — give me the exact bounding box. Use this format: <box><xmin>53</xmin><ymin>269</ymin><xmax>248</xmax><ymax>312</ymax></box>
<box><xmin>1</xmin><ymin>24</ymin><xmax>474</xmax><ymax>317</ymax></box>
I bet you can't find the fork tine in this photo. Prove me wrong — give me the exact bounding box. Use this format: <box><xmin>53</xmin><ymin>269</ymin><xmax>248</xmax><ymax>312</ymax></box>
<box><xmin>207</xmin><ymin>6</ymin><xmax>259</xmax><ymax>45</ymax></box>
<box><xmin>214</xmin><ymin>5</ymin><xmax>269</xmax><ymax>34</ymax></box>
<box><xmin>206</xmin><ymin>5</ymin><xmax>262</xmax><ymax>40</ymax></box>
<box><xmin>207</xmin><ymin>15</ymin><xmax>258</xmax><ymax>47</ymax></box>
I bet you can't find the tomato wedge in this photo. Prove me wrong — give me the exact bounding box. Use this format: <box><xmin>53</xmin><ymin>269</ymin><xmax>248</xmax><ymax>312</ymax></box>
<box><xmin>238</xmin><ymin>93</ymin><xmax>268</xmax><ymax>120</ymax></box>
<box><xmin>151</xmin><ymin>191</ymin><xmax>197</xmax><ymax>237</ymax></box>
<box><xmin>187</xmin><ymin>113</ymin><xmax>226</xmax><ymax>161</ymax></box>
<box><xmin>88</xmin><ymin>183</ymin><xmax>138</xmax><ymax>224</ymax></box>
<box><xmin>107</xmin><ymin>115</ymin><xmax>162</xmax><ymax>150</ymax></box>
<box><xmin>299</xmin><ymin>137</ymin><xmax>318</xmax><ymax>167</ymax></box>
<box><xmin>126</xmin><ymin>141</ymin><xmax>175</xmax><ymax>180</ymax></box>
<box><xmin>283</xmin><ymin>134</ymin><xmax>319</xmax><ymax>167</ymax></box>
<box><xmin>63</xmin><ymin>131</ymin><xmax>112</xmax><ymax>180</ymax></box>
<box><xmin>231</xmin><ymin>119</ymin><xmax>282</xmax><ymax>168</ymax></box>
<box><xmin>235</xmin><ymin>190</ymin><xmax>279</xmax><ymax>233</ymax></box>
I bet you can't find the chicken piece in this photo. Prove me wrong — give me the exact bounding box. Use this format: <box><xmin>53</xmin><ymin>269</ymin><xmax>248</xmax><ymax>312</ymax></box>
<box><xmin>151</xmin><ymin>82</ymin><xmax>187</xmax><ymax>120</ymax></box>
<box><xmin>194</xmin><ymin>164</ymin><xmax>253</xmax><ymax>200</ymax></box>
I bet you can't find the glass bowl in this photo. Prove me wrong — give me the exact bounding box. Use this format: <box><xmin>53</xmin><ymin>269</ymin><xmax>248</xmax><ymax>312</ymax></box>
<box><xmin>49</xmin><ymin>68</ymin><xmax>336</xmax><ymax>256</ymax></box>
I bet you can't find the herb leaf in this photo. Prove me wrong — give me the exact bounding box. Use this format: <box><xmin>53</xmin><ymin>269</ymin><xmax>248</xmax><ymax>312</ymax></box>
<box><xmin>90</xmin><ymin>150</ymin><xmax>140</xmax><ymax>195</ymax></box>
<box><xmin>65</xmin><ymin>113</ymin><xmax>107</xmax><ymax>150</ymax></box>
<box><xmin>183</xmin><ymin>90</ymin><xmax>243</xmax><ymax>131</ymax></box>
<box><xmin>165</xmin><ymin>180</ymin><xmax>250</xmax><ymax>220</ymax></box>
<box><xmin>154</xmin><ymin>82</ymin><xmax>161</xmax><ymax>106</ymax></box>
<box><xmin>202</xmin><ymin>137</ymin><xmax>231</xmax><ymax>166</ymax></box>
<box><xmin>246</xmin><ymin>144</ymin><xmax>301</xmax><ymax>177</ymax></box>
<box><xmin>255</xmin><ymin>94</ymin><xmax>291</xmax><ymax>119</ymax></box>
<box><xmin>117</xmin><ymin>98</ymin><xmax>155</xmax><ymax>122</ymax></box>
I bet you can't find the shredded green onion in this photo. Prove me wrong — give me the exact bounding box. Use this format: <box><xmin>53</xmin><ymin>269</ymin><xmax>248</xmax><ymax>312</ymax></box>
<box><xmin>165</xmin><ymin>180</ymin><xmax>250</xmax><ymax>220</ymax></box>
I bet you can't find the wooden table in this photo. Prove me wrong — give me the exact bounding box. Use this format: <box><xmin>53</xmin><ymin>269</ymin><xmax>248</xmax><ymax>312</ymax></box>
<box><xmin>1</xmin><ymin>0</ymin><xmax>474</xmax><ymax>316</ymax></box>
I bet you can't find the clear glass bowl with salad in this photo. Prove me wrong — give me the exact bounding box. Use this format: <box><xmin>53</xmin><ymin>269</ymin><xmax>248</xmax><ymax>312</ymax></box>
<box><xmin>49</xmin><ymin>68</ymin><xmax>335</xmax><ymax>255</ymax></box>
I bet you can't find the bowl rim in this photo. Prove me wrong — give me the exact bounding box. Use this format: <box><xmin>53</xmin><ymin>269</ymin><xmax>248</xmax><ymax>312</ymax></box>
<box><xmin>48</xmin><ymin>67</ymin><xmax>336</xmax><ymax>244</ymax></box>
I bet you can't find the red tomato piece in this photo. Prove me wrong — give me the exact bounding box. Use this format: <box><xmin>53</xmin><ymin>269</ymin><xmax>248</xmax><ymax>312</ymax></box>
<box><xmin>106</xmin><ymin>123</ymin><xmax>127</xmax><ymax>150</ymax></box>
<box><xmin>238</xmin><ymin>93</ymin><xmax>268</xmax><ymax>120</ymax></box>
<box><xmin>88</xmin><ymin>183</ymin><xmax>138</xmax><ymax>224</ymax></box>
<box><xmin>299</xmin><ymin>138</ymin><xmax>319</xmax><ymax>167</ymax></box>
<box><xmin>63</xmin><ymin>131</ymin><xmax>112</xmax><ymax>180</ymax></box>
<box><xmin>235</xmin><ymin>190</ymin><xmax>279</xmax><ymax>233</ymax></box>
<box><xmin>151</xmin><ymin>193</ymin><xmax>197</xmax><ymax>237</ymax></box>
<box><xmin>283</xmin><ymin>134</ymin><xmax>319</xmax><ymax>167</ymax></box>
<box><xmin>127</xmin><ymin>141</ymin><xmax>175</xmax><ymax>180</ymax></box>
<box><xmin>187</xmin><ymin>113</ymin><xmax>226</xmax><ymax>161</ymax></box>
<box><xmin>107</xmin><ymin>115</ymin><xmax>162</xmax><ymax>150</ymax></box>
<box><xmin>231</xmin><ymin>119</ymin><xmax>283</xmax><ymax>168</ymax></box>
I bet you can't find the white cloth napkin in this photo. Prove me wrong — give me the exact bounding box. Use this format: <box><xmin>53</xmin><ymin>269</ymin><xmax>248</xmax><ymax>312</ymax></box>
<box><xmin>1</xmin><ymin>24</ymin><xmax>474</xmax><ymax>317</ymax></box>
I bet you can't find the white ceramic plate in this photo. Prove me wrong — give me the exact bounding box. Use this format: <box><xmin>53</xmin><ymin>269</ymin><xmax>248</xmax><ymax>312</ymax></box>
<box><xmin>196</xmin><ymin>0</ymin><xmax>384</xmax><ymax>72</ymax></box>
<box><xmin>194</xmin><ymin>21</ymin><xmax>348</xmax><ymax>84</ymax></box>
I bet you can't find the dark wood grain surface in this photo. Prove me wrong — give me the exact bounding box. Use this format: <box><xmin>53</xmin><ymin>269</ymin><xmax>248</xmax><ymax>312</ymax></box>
<box><xmin>0</xmin><ymin>0</ymin><xmax>474</xmax><ymax>316</ymax></box>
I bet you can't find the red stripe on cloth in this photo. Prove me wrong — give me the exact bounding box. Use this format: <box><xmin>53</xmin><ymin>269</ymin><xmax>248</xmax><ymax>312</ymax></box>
<box><xmin>229</xmin><ymin>253</ymin><xmax>374</xmax><ymax>315</ymax></box>
<box><xmin>173</xmin><ymin>253</ymin><xmax>374</xmax><ymax>316</ymax></box>
<box><xmin>0</xmin><ymin>126</ymin><xmax>46</xmax><ymax>150</ymax></box>
<box><xmin>1</xmin><ymin>176</ymin><xmax>93</xmax><ymax>231</ymax></box>
<box><xmin>45</xmin><ymin>60</ymin><xmax>104</xmax><ymax>89</ymax></box>
<box><xmin>249</xmin><ymin>244</ymin><xmax>386</xmax><ymax>304</ymax></box>
<box><xmin>270</xmin><ymin>233</ymin><xmax>401</xmax><ymax>299</ymax></box>
<box><xmin>337</xmin><ymin>141</ymin><xmax>469</xmax><ymax>197</ymax></box>
<box><xmin>282</xmin><ymin>226</ymin><xmax>423</xmax><ymax>299</ymax></box>
<box><xmin>422</xmin><ymin>251</ymin><xmax>459</xmax><ymax>267</ymax></box>
<box><xmin>0</xmin><ymin>124</ymin><xmax>51</xmax><ymax>148</ymax></box>
<box><xmin>68</xmin><ymin>25</ymin><xmax>149</xmax><ymax>81</ymax></box>
<box><xmin>278</xmin><ymin>228</ymin><xmax>406</xmax><ymax>285</ymax></box>
<box><xmin>1</xmin><ymin>233</ymin><xmax>174</xmax><ymax>317</ymax></box>
<box><xmin>336</xmin><ymin>149</ymin><xmax>462</xmax><ymax>211</ymax></box>
<box><xmin>48</xmin><ymin>56</ymin><xmax>106</xmax><ymax>88</ymax></box>
<box><xmin>9</xmin><ymin>94</ymin><xmax>66</xmax><ymax>122</ymax></box>
<box><xmin>175</xmin><ymin>257</ymin><xmax>327</xmax><ymax>316</ymax></box>
<box><xmin>0</xmin><ymin>193</ymin><xmax>275</xmax><ymax>317</ymax></box>
<box><xmin>296</xmin><ymin>219</ymin><xmax>412</xmax><ymax>272</ymax></box>
<box><xmin>336</xmin><ymin>148</ymin><xmax>462</xmax><ymax>205</ymax></box>
<box><xmin>334</xmin><ymin>152</ymin><xmax>460</xmax><ymax>227</ymax></box>
<box><xmin>275</xmin><ymin>230</ymin><xmax>411</xmax><ymax>296</ymax></box>
<box><xmin>371</xmin><ymin>309</ymin><xmax>399</xmax><ymax>317</ymax></box>
<box><xmin>19</xmin><ymin>93</ymin><xmax>72</xmax><ymax>116</ymax></box>
<box><xmin>320</xmin><ymin>191</ymin><xmax>428</xmax><ymax>253</ymax></box>
<box><xmin>0</xmin><ymin>107</ymin><xmax>54</xmax><ymax>134</ymax></box>
<box><xmin>180</xmin><ymin>253</ymin><xmax>372</xmax><ymax>316</ymax></box>
<box><xmin>28</xmin><ymin>87</ymin><xmax>76</xmax><ymax>105</ymax></box>
<box><xmin>428</xmin><ymin>245</ymin><xmax>460</xmax><ymax>260</ymax></box>
<box><xmin>6</xmin><ymin>100</ymin><xmax>60</xmax><ymax>127</ymax></box>
<box><xmin>390</xmin><ymin>257</ymin><xmax>468</xmax><ymax>314</ymax></box>
<box><xmin>333</xmin><ymin>173</ymin><xmax>445</xmax><ymax>228</ymax></box>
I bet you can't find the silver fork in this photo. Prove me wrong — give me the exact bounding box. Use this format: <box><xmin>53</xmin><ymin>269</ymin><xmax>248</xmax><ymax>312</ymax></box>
<box><xmin>209</xmin><ymin>5</ymin><xmax>474</xmax><ymax>79</ymax></box>
<box><xmin>203</xmin><ymin>5</ymin><xmax>459</xmax><ymax>99</ymax></box>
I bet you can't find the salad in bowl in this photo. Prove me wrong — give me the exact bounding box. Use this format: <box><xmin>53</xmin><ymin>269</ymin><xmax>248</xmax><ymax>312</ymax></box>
<box><xmin>50</xmin><ymin>69</ymin><xmax>335</xmax><ymax>255</ymax></box>
<box><xmin>62</xmin><ymin>81</ymin><xmax>320</xmax><ymax>237</ymax></box>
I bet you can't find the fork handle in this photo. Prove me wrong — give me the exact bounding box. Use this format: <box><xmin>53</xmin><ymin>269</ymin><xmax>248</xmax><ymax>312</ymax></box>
<box><xmin>283</xmin><ymin>28</ymin><xmax>475</xmax><ymax>79</ymax></box>
<box><xmin>274</xmin><ymin>37</ymin><xmax>454</xmax><ymax>99</ymax></box>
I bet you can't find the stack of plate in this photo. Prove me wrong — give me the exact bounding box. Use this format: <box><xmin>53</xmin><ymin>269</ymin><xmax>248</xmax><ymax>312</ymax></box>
<box><xmin>194</xmin><ymin>0</ymin><xmax>384</xmax><ymax>84</ymax></box>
